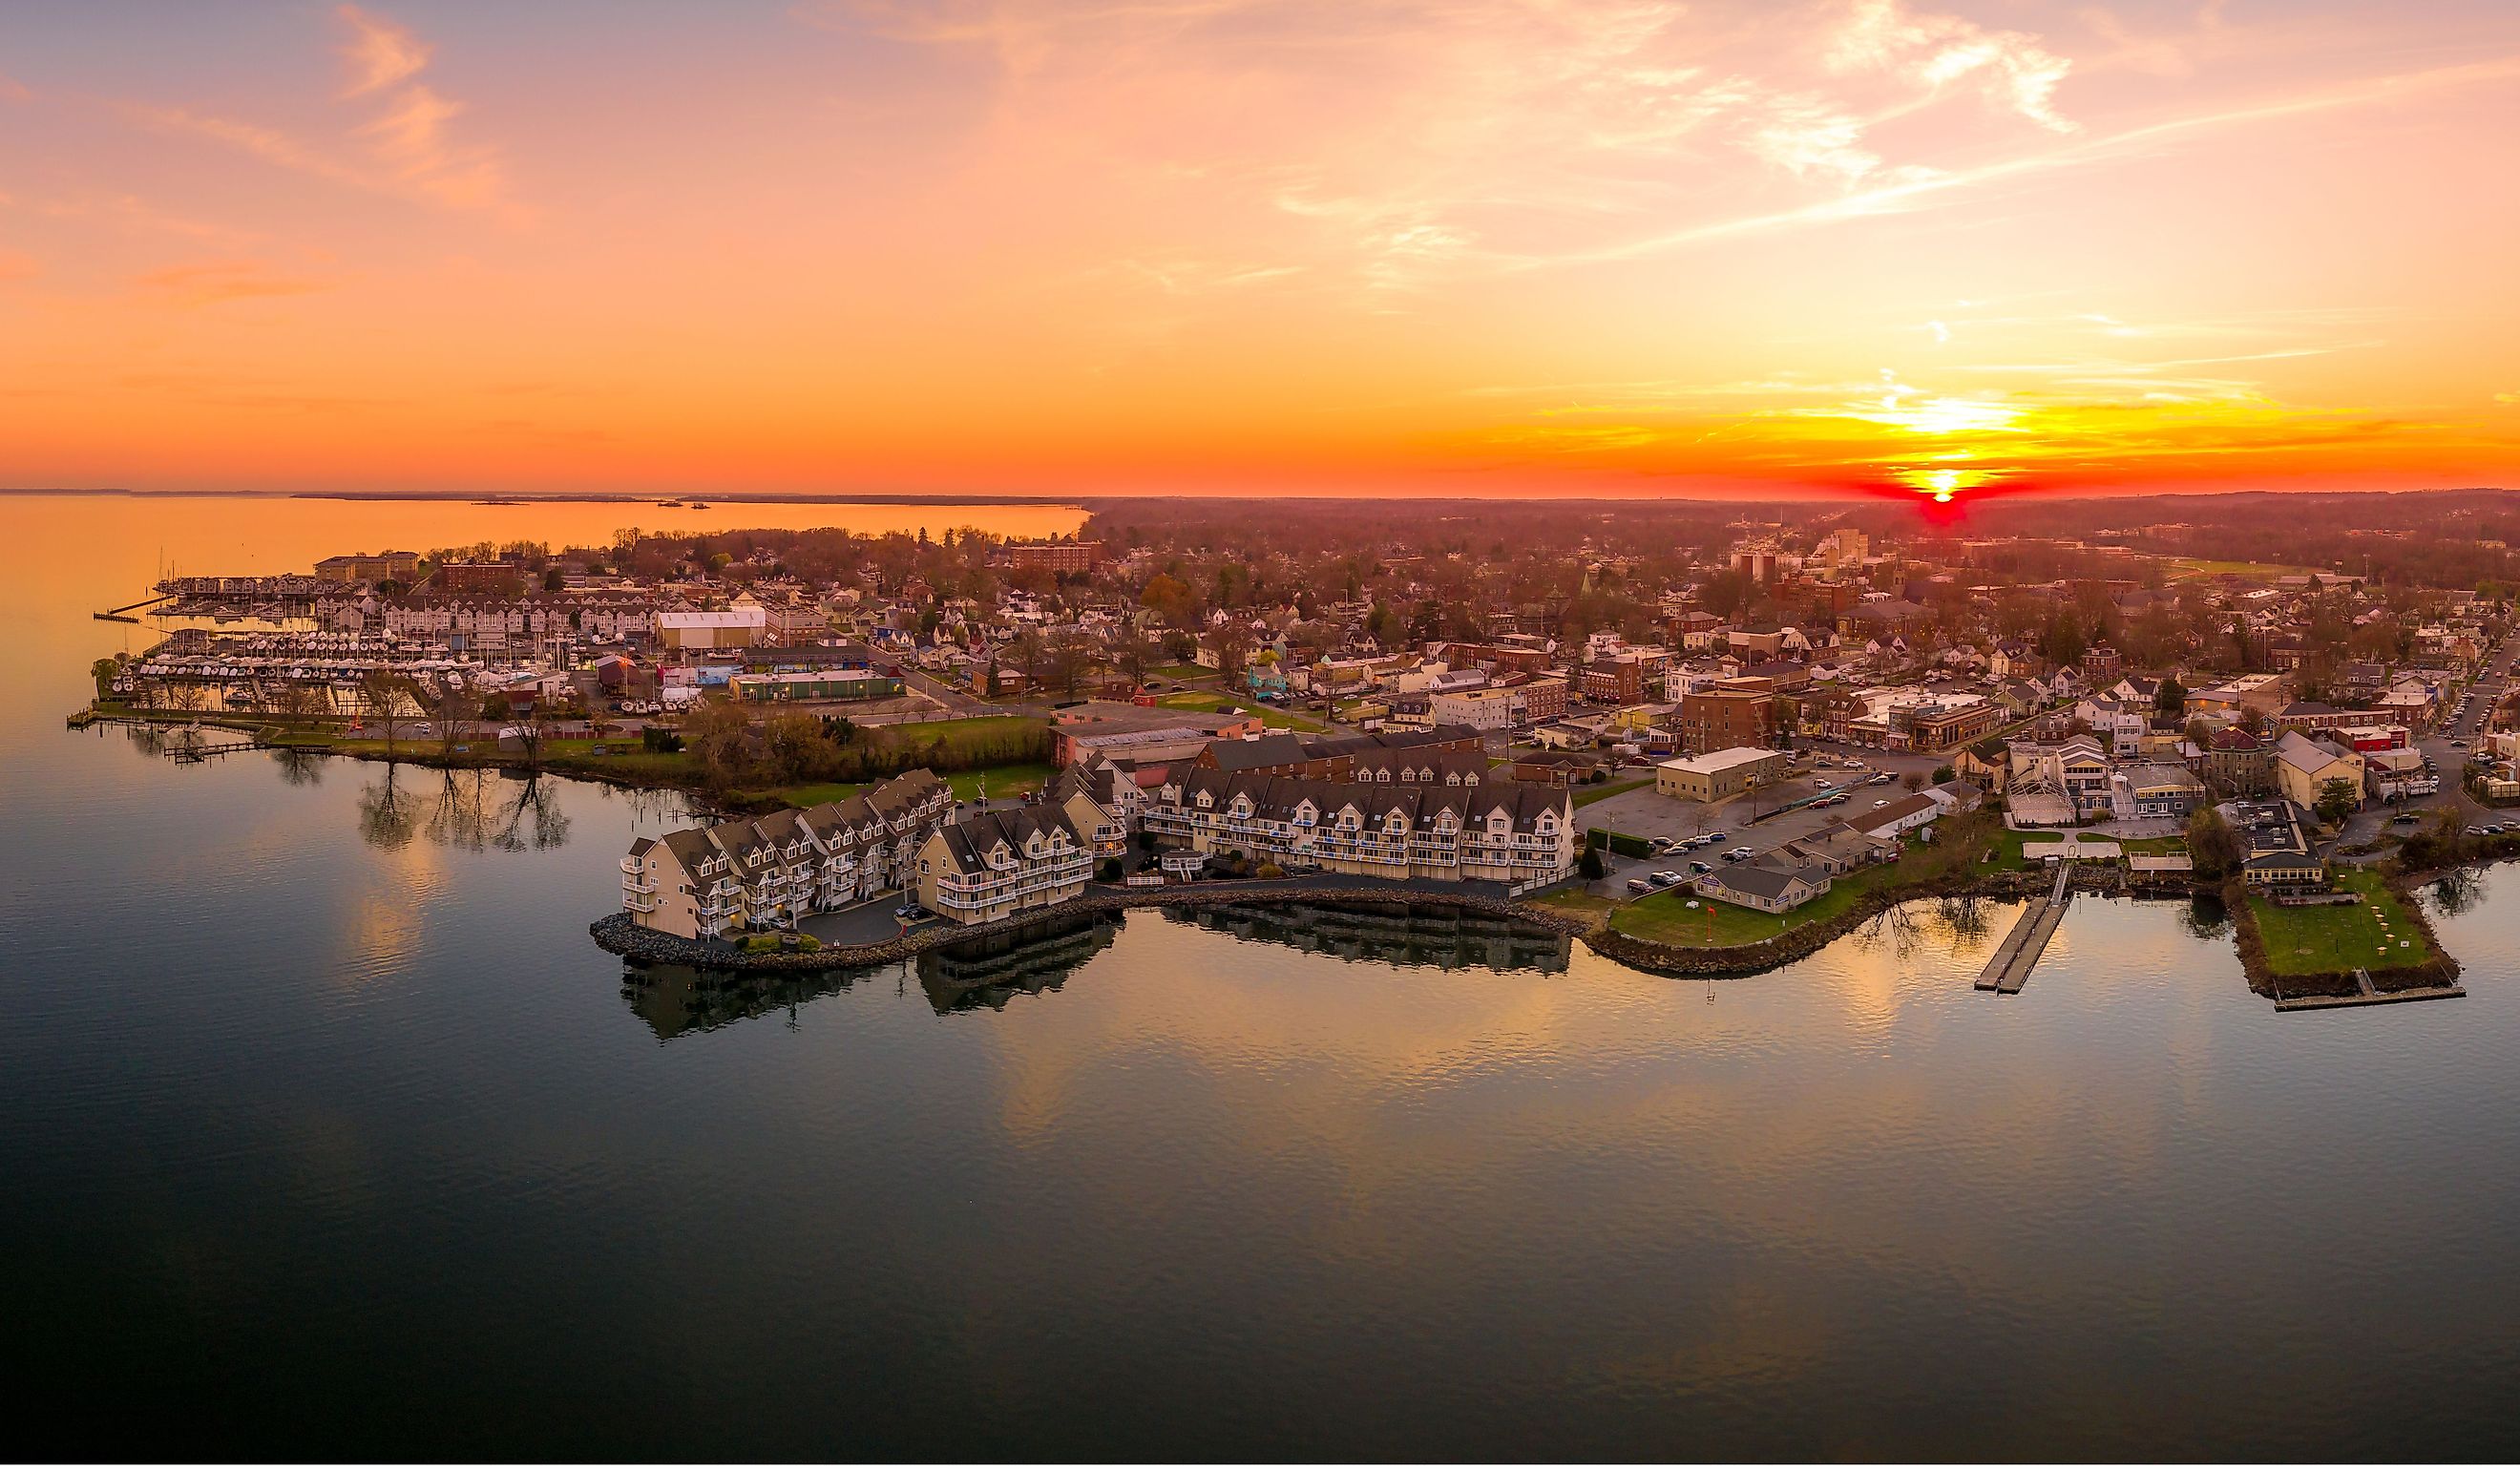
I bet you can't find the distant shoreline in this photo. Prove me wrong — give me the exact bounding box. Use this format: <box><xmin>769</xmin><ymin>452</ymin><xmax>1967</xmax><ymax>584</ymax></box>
<box><xmin>8</xmin><ymin>485</ymin><xmax>2513</xmax><ymax>508</ymax></box>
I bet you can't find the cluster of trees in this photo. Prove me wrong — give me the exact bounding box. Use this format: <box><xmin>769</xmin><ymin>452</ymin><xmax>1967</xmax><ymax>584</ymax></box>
<box><xmin>680</xmin><ymin>703</ymin><xmax>1054</xmax><ymax>792</ymax></box>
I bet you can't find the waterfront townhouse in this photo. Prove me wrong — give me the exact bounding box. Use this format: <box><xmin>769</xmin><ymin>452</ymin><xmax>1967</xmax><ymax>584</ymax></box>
<box><xmin>1141</xmin><ymin>771</ymin><xmax>1578</xmax><ymax>886</ymax></box>
<box><xmin>914</xmin><ymin>806</ymin><xmax>1096</xmax><ymax>925</ymax></box>
<box><xmin>620</xmin><ymin>768</ymin><xmax>955</xmax><ymax>938</ymax></box>
<box><xmin>1045</xmin><ymin>766</ymin><xmax>1130</xmax><ymax>862</ymax></box>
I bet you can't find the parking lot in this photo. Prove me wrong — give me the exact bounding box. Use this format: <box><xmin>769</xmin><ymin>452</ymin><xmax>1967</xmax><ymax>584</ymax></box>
<box><xmin>1573</xmin><ymin>753</ymin><xmax>1932</xmax><ymax>895</ymax></box>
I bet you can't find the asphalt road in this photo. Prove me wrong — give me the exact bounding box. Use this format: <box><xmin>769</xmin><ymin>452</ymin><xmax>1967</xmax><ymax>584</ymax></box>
<box><xmin>2336</xmin><ymin>636</ymin><xmax>2516</xmax><ymax>853</ymax></box>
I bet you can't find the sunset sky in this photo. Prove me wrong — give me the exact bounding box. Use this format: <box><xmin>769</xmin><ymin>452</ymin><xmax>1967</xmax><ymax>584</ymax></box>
<box><xmin>5</xmin><ymin>0</ymin><xmax>2519</xmax><ymax>501</ymax></box>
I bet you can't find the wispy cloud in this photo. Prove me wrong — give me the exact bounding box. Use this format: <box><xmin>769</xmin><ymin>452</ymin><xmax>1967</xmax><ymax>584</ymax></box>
<box><xmin>337</xmin><ymin>4</ymin><xmax>432</xmax><ymax>97</ymax></box>
<box><xmin>1828</xmin><ymin>0</ymin><xmax>2076</xmax><ymax>131</ymax></box>
<box><xmin>132</xmin><ymin>5</ymin><xmax>511</xmax><ymax>215</ymax></box>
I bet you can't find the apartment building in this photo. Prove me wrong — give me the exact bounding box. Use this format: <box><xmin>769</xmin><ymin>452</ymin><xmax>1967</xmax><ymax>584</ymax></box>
<box><xmin>1142</xmin><ymin>772</ymin><xmax>1578</xmax><ymax>885</ymax></box>
<box><xmin>313</xmin><ymin>550</ymin><xmax>425</xmax><ymax>583</ymax></box>
<box><xmin>914</xmin><ymin>806</ymin><xmax>1096</xmax><ymax>925</ymax></box>
<box><xmin>1678</xmin><ymin>676</ymin><xmax>1778</xmax><ymax>756</ymax></box>
<box><xmin>1430</xmin><ymin>685</ymin><xmax>1520</xmax><ymax>730</ymax></box>
<box><xmin>1002</xmin><ymin>539</ymin><xmax>1104</xmax><ymax>574</ymax></box>
<box><xmin>620</xmin><ymin>769</ymin><xmax>954</xmax><ymax>938</ymax></box>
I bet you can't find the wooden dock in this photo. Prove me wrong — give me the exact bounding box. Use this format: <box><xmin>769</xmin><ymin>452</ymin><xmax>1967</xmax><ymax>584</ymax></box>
<box><xmin>93</xmin><ymin>593</ymin><xmax>170</xmax><ymax>623</ymax></box>
<box><xmin>1976</xmin><ymin>863</ymin><xmax>2073</xmax><ymax>995</ymax></box>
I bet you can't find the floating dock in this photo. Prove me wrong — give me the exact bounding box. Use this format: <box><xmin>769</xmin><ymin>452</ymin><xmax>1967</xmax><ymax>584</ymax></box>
<box><xmin>1976</xmin><ymin>863</ymin><xmax>2072</xmax><ymax>995</ymax></box>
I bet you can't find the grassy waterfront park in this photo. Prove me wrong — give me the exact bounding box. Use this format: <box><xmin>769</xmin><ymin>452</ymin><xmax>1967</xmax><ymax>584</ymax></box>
<box><xmin>2246</xmin><ymin>868</ymin><xmax>2436</xmax><ymax>977</ymax></box>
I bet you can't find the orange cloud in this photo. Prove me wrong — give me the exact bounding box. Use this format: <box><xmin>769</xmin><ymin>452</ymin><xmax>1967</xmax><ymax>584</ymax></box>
<box><xmin>337</xmin><ymin>4</ymin><xmax>433</xmax><ymax>97</ymax></box>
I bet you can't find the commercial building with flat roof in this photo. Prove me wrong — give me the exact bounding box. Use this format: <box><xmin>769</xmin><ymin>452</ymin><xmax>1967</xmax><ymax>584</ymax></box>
<box><xmin>1654</xmin><ymin>746</ymin><xmax>1790</xmax><ymax>802</ymax></box>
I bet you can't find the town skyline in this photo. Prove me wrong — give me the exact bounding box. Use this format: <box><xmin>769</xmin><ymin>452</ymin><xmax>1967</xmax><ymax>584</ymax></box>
<box><xmin>7</xmin><ymin>1</ymin><xmax>2520</xmax><ymax>503</ymax></box>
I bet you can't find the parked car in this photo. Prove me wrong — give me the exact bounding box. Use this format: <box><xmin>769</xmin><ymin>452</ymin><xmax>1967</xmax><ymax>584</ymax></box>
<box><xmin>1628</xmin><ymin>878</ymin><xmax>1656</xmax><ymax>894</ymax></box>
<box><xmin>1703</xmin><ymin>831</ymin><xmax>1727</xmax><ymax>843</ymax></box>
<box><xmin>1725</xmin><ymin>846</ymin><xmax>1754</xmax><ymax>861</ymax></box>
<box><xmin>892</xmin><ymin>904</ymin><xmax>931</xmax><ymax>921</ymax></box>
<box><xmin>1690</xmin><ymin>859</ymin><xmax>1714</xmax><ymax>873</ymax></box>
<box><xmin>1649</xmin><ymin>870</ymin><xmax>1683</xmax><ymax>887</ymax></box>
<box><xmin>1869</xmin><ymin>772</ymin><xmax>1894</xmax><ymax>786</ymax></box>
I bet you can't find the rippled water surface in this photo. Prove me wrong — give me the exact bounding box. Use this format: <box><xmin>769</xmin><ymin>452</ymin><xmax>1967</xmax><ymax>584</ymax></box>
<box><xmin>10</xmin><ymin>495</ymin><xmax>2520</xmax><ymax>1459</ymax></box>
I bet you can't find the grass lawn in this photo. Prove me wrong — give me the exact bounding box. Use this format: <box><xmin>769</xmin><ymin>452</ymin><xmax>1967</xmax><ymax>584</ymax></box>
<box><xmin>1611</xmin><ymin>856</ymin><xmax>1906</xmax><ymax>946</ymax></box>
<box><xmin>872</xmin><ymin>715</ymin><xmax>1047</xmax><ymax>745</ymax></box>
<box><xmin>1973</xmin><ymin>828</ymin><xmax>2059</xmax><ymax>876</ymax></box>
<box><xmin>1573</xmin><ymin>775</ymin><xmax>1655</xmax><ymax>808</ymax></box>
<box><xmin>757</xmin><ymin>760</ymin><xmax>1056</xmax><ymax>809</ymax></box>
<box><xmin>1156</xmin><ymin>690</ymin><xmax>1328</xmax><ymax>732</ymax></box>
<box><xmin>1144</xmin><ymin>663</ymin><xmax>1211</xmax><ymax>683</ymax></box>
<box><xmin>2117</xmin><ymin>835</ymin><xmax>2191</xmax><ymax>856</ymax></box>
<box><xmin>1610</xmin><ymin>831</ymin><xmax>1958</xmax><ymax>946</ymax></box>
<box><xmin>1526</xmin><ymin>888</ymin><xmax>1612</xmax><ymax>922</ymax></box>
<box><xmin>2249</xmin><ymin>869</ymin><xmax>2434</xmax><ymax>975</ymax></box>
<box><xmin>2168</xmin><ymin>557</ymin><xmax>2321</xmax><ymax>579</ymax></box>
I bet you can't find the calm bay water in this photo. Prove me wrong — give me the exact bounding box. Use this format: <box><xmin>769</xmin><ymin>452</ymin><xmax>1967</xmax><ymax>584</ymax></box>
<box><xmin>10</xmin><ymin>494</ymin><xmax>2520</xmax><ymax>1459</ymax></box>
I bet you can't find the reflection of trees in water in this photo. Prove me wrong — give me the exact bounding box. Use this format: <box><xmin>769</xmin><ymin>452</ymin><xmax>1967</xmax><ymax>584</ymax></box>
<box><xmin>1846</xmin><ymin>901</ymin><xmax>1923</xmax><ymax>961</ymax></box>
<box><xmin>2179</xmin><ymin>895</ymin><xmax>2233</xmax><ymax>942</ymax></box>
<box><xmin>1936</xmin><ymin>893</ymin><xmax>1994</xmax><ymax>946</ymax></box>
<box><xmin>494</xmin><ymin>774</ymin><xmax>572</xmax><ymax>852</ymax></box>
<box><xmin>270</xmin><ymin>747</ymin><xmax>326</xmax><ymax>786</ymax></box>
<box><xmin>1847</xmin><ymin>896</ymin><xmax>1995</xmax><ymax>963</ymax></box>
<box><xmin>357</xmin><ymin>763</ymin><xmax>421</xmax><ymax>851</ymax></box>
<box><xmin>124</xmin><ymin>725</ymin><xmax>165</xmax><ymax>757</ymax></box>
<box><xmin>351</xmin><ymin>766</ymin><xmax>578</xmax><ymax>853</ymax></box>
<box><xmin>427</xmin><ymin>769</ymin><xmax>494</xmax><ymax>852</ymax></box>
<box><xmin>2427</xmin><ymin>868</ymin><xmax>2482</xmax><ymax>917</ymax></box>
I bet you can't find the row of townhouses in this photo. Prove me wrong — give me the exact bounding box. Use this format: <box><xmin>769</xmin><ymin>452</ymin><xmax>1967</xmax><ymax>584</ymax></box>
<box><xmin>621</xmin><ymin>770</ymin><xmax>956</xmax><ymax>938</ymax></box>
<box><xmin>1140</xmin><ymin>770</ymin><xmax>1580</xmax><ymax>885</ymax></box>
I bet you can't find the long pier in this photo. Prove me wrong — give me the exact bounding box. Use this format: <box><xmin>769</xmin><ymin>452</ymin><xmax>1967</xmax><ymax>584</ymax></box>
<box><xmin>1976</xmin><ymin>862</ymin><xmax>2073</xmax><ymax>995</ymax></box>
<box><xmin>94</xmin><ymin>592</ymin><xmax>169</xmax><ymax>624</ymax></box>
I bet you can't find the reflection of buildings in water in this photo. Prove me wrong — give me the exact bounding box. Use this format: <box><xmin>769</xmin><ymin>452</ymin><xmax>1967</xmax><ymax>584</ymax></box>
<box><xmin>917</xmin><ymin>913</ymin><xmax>1123</xmax><ymax>1014</ymax></box>
<box><xmin>1168</xmin><ymin>899</ymin><xmax>1573</xmax><ymax>975</ymax></box>
<box><xmin>620</xmin><ymin>963</ymin><xmax>870</xmax><ymax>1040</ymax></box>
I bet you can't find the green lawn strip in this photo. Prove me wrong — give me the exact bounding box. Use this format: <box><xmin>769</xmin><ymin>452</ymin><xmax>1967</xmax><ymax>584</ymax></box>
<box><xmin>1609</xmin><ymin>835</ymin><xmax>1954</xmax><ymax>947</ymax></box>
<box><xmin>1972</xmin><ymin>828</ymin><xmax>2059</xmax><ymax>876</ymax></box>
<box><xmin>1154</xmin><ymin>690</ymin><xmax>1327</xmax><ymax>731</ymax></box>
<box><xmin>1573</xmin><ymin>775</ymin><xmax>1656</xmax><ymax>808</ymax></box>
<box><xmin>1525</xmin><ymin>889</ymin><xmax>1612</xmax><ymax>922</ymax></box>
<box><xmin>1144</xmin><ymin>663</ymin><xmax>1212</xmax><ymax>683</ymax></box>
<box><xmin>1611</xmin><ymin>861</ymin><xmax>1887</xmax><ymax>945</ymax></box>
<box><xmin>2115</xmin><ymin>835</ymin><xmax>2191</xmax><ymax>856</ymax></box>
<box><xmin>2247</xmin><ymin>869</ymin><xmax>2433</xmax><ymax>975</ymax></box>
<box><xmin>753</xmin><ymin>761</ymin><xmax>1055</xmax><ymax>809</ymax></box>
